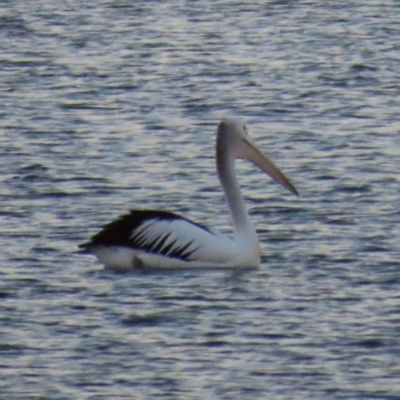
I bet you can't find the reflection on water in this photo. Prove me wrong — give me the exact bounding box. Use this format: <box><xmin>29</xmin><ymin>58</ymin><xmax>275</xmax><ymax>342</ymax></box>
<box><xmin>1</xmin><ymin>0</ymin><xmax>400</xmax><ymax>398</ymax></box>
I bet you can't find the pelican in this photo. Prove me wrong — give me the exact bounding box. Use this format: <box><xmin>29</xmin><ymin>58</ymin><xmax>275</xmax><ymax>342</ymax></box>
<box><xmin>79</xmin><ymin>119</ymin><xmax>298</xmax><ymax>270</ymax></box>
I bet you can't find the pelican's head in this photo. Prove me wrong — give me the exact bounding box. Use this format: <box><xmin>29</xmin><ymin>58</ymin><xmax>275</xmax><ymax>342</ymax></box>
<box><xmin>216</xmin><ymin>119</ymin><xmax>299</xmax><ymax>196</ymax></box>
<box><xmin>216</xmin><ymin>119</ymin><xmax>249</xmax><ymax>150</ymax></box>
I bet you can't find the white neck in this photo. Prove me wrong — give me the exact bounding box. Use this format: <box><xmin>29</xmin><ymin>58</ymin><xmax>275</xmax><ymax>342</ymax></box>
<box><xmin>216</xmin><ymin>145</ymin><xmax>256</xmax><ymax>238</ymax></box>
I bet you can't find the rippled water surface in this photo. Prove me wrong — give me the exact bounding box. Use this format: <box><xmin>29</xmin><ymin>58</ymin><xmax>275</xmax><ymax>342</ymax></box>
<box><xmin>1</xmin><ymin>1</ymin><xmax>400</xmax><ymax>399</ymax></box>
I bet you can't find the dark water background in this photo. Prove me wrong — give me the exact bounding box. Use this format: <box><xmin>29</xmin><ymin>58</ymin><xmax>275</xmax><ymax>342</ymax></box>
<box><xmin>1</xmin><ymin>1</ymin><xmax>400</xmax><ymax>399</ymax></box>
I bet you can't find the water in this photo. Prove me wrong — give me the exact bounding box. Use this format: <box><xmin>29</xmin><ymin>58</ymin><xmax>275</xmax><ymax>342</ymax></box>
<box><xmin>1</xmin><ymin>1</ymin><xmax>400</xmax><ymax>398</ymax></box>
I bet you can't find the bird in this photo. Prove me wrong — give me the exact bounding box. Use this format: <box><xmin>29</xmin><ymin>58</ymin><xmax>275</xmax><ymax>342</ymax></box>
<box><xmin>79</xmin><ymin>119</ymin><xmax>298</xmax><ymax>270</ymax></box>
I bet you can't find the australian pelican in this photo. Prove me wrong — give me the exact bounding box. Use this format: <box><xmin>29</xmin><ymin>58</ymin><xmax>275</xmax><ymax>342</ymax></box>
<box><xmin>79</xmin><ymin>119</ymin><xmax>298</xmax><ymax>270</ymax></box>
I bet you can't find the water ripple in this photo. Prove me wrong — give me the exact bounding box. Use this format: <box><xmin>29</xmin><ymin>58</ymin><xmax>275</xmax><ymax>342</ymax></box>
<box><xmin>1</xmin><ymin>1</ymin><xmax>400</xmax><ymax>399</ymax></box>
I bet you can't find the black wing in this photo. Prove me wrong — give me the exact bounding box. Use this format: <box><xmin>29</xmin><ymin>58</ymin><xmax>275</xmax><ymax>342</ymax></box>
<box><xmin>79</xmin><ymin>209</ymin><xmax>212</xmax><ymax>261</ymax></box>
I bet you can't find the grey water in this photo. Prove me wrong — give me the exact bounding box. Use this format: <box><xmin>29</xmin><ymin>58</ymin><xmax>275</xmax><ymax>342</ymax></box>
<box><xmin>1</xmin><ymin>1</ymin><xmax>400</xmax><ymax>399</ymax></box>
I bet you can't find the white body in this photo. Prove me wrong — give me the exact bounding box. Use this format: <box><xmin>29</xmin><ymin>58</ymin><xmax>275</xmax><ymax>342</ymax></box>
<box><xmin>91</xmin><ymin>222</ymin><xmax>260</xmax><ymax>270</ymax></box>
